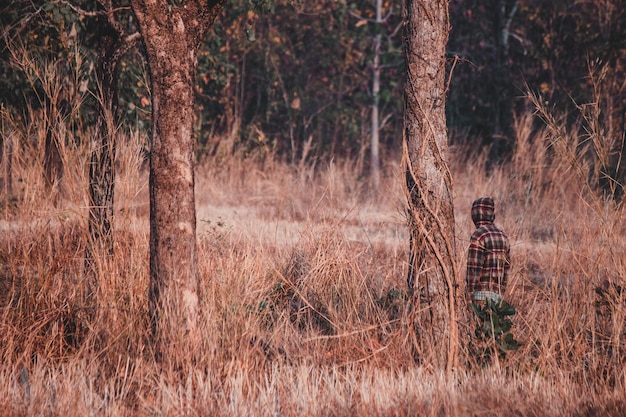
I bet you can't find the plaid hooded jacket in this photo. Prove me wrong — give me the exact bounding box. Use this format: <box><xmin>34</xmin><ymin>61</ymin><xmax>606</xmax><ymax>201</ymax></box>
<box><xmin>466</xmin><ymin>197</ymin><xmax>511</xmax><ymax>298</ymax></box>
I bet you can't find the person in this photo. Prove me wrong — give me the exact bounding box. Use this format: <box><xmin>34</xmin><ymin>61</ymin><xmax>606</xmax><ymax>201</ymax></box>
<box><xmin>466</xmin><ymin>196</ymin><xmax>511</xmax><ymax>303</ymax></box>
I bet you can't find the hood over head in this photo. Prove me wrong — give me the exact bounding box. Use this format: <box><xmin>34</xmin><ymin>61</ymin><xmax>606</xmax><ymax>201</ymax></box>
<box><xmin>471</xmin><ymin>196</ymin><xmax>495</xmax><ymax>226</ymax></box>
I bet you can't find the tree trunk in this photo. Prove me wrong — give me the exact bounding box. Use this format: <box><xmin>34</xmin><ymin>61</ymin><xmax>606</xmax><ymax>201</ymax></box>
<box><xmin>130</xmin><ymin>0</ymin><xmax>225</xmax><ymax>362</ymax></box>
<box><xmin>43</xmin><ymin>103</ymin><xmax>64</xmax><ymax>200</ymax></box>
<box><xmin>403</xmin><ymin>0</ymin><xmax>459</xmax><ymax>371</ymax></box>
<box><xmin>1</xmin><ymin>129</ymin><xmax>13</xmax><ymax>218</ymax></box>
<box><xmin>86</xmin><ymin>5</ymin><xmax>138</xmax><ymax>310</ymax></box>
<box><xmin>489</xmin><ymin>0</ymin><xmax>517</xmax><ymax>157</ymax></box>
<box><xmin>370</xmin><ymin>0</ymin><xmax>383</xmax><ymax>192</ymax></box>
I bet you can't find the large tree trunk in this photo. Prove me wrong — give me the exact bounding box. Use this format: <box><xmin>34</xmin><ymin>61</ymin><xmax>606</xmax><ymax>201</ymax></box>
<box><xmin>403</xmin><ymin>0</ymin><xmax>459</xmax><ymax>371</ymax></box>
<box><xmin>130</xmin><ymin>0</ymin><xmax>225</xmax><ymax>362</ymax></box>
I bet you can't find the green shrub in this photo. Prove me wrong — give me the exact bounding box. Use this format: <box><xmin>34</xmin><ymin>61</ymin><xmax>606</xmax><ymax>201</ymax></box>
<box><xmin>469</xmin><ymin>298</ymin><xmax>521</xmax><ymax>365</ymax></box>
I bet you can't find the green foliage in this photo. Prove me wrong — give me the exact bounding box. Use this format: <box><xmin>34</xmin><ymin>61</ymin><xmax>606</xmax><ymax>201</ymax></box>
<box><xmin>3</xmin><ymin>0</ymin><xmax>626</xmax><ymax>165</ymax></box>
<box><xmin>249</xmin><ymin>0</ymin><xmax>275</xmax><ymax>14</ymax></box>
<box><xmin>196</xmin><ymin>0</ymin><xmax>403</xmax><ymax>159</ymax></box>
<box><xmin>469</xmin><ymin>298</ymin><xmax>521</xmax><ymax>365</ymax></box>
<box><xmin>1</xmin><ymin>1</ymin><xmax>146</xmax><ymax>132</ymax></box>
<box><xmin>448</xmin><ymin>0</ymin><xmax>626</xmax><ymax>163</ymax></box>
<box><xmin>1</xmin><ymin>2</ymin><xmax>72</xmax><ymax>115</ymax></box>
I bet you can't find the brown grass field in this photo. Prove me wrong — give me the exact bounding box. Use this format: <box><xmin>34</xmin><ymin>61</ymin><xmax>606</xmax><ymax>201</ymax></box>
<box><xmin>1</xmin><ymin>101</ymin><xmax>626</xmax><ymax>415</ymax></box>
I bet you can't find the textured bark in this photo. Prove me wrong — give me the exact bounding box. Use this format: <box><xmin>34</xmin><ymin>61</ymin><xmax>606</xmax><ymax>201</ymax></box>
<box><xmin>130</xmin><ymin>0</ymin><xmax>225</xmax><ymax>361</ymax></box>
<box><xmin>403</xmin><ymin>0</ymin><xmax>459</xmax><ymax>371</ymax></box>
<box><xmin>86</xmin><ymin>3</ymin><xmax>138</xmax><ymax>310</ymax></box>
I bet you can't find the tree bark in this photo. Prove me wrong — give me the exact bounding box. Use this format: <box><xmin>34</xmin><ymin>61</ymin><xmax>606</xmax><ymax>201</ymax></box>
<box><xmin>403</xmin><ymin>0</ymin><xmax>459</xmax><ymax>371</ymax></box>
<box><xmin>130</xmin><ymin>0</ymin><xmax>225</xmax><ymax>362</ymax></box>
<box><xmin>86</xmin><ymin>2</ymin><xmax>138</xmax><ymax>311</ymax></box>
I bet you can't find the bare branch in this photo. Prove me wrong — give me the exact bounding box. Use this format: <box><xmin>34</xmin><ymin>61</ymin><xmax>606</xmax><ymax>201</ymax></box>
<box><xmin>349</xmin><ymin>10</ymin><xmax>375</xmax><ymax>23</ymax></box>
<box><xmin>59</xmin><ymin>0</ymin><xmax>131</xmax><ymax>18</ymax></box>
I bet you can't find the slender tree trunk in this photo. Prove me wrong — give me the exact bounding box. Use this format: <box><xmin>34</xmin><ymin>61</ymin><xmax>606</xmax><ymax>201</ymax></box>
<box><xmin>370</xmin><ymin>0</ymin><xmax>382</xmax><ymax>192</ymax></box>
<box><xmin>85</xmin><ymin>3</ymin><xmax>139</xmax><ymax>314</ymax></box>
<box><xmin>43</xmin><ymin>103</ymin><xmax>64</xmax><ymax>199</ymax></box>
<box><xmin>490</xmin><ymin>0</ymin><xmax>517</xmax><ymax>146</ymax></box>
<box><xmin>130</xmin><ymin>0</ymin><xmax>225</xmax><ymax>362</ymax></box>
<box><xmin>403</xmin><ymin>0</ymin><xmax>459</xmax><ymax>371</ymax></box>
<box><xmin>1</xmin><ymin>128</ymin><xmax>13</xmax><ymax>219</ymax></box>
<box><xmin>85</xmin><ymin>26</ymin><xmax>120</xmax><ymax>307</ymax></box>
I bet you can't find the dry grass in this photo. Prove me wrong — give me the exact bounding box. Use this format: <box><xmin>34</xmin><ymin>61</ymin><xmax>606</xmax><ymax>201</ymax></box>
<box><xmin>2</xmin><ymin>115</ymin><xmax>625</xmax><ymax>416</ymax></box>
<box><xmin>1</xmin><ymin>59</ymin><xmax>625</xmax><ymax>417</ymax></box>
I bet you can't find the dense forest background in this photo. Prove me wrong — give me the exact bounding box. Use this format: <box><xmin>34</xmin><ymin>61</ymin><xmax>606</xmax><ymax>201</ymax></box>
<box><xmin>1</xmin><ymin>0</ymin><xmax>625</xmax><ymax>188</ymax></box>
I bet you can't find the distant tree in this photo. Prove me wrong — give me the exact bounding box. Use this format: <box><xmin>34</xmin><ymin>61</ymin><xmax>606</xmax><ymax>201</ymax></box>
<box><xmin>0</xmin><ymin>123</ymin><xmax>13</xmax><ymax>209</ymax></box>
<box><xmin>368</xmin><ymin>0</ymin><xmax>384</xmax><ymax>191</ymax></box>
<box><xmin>514</xmin><ymin>0</ymin><xmax>626</xmax><ymax>200</ymax></box>
<box><xmin>129</xmin><ymin>0</ymin><xmax>226</xmax><ymax>361</ymax></box>
<box><xmin>403</xmin><ymin>0</ymin><xmax>459</xmax><ymax>371</ymax></box>
<box><xmin>349</xmin><ymin>0</ymin><xmax>403</xmax><ymax>191</ymax></box>
<box><xmin>447</xmin><ymin>0</ymin><xmax>519</xmax><ymax>157</ymax></box>
<box><xmin>1</xmin><ymin>2</ymin><xmax>74</xmax><ymax>199</ymax></box>
<box><xmin>196</xmin><ymin>0</ymin><xmax>404</xmax><ymax>167</ymax></box>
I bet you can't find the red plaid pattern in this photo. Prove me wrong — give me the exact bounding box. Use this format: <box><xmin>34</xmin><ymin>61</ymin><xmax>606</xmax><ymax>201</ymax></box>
<box><xmin>466</xmin><ymin>197</ymin><xmax>510</xmax><ymax>296</ymax></box>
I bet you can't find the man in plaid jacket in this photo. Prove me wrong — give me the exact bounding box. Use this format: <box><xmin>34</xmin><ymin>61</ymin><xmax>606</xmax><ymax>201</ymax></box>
<box><xmin>466</xmin><ymin>196</ymin><xmax>511</xmax><ymax>303</ymax></box>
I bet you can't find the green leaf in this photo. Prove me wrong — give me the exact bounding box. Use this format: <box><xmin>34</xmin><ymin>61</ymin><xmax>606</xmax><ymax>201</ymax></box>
<box><xmin>470</xmin><ymin>302</ymin><xmax>483</xmax><ymax>316</ymax></box>
<box><xmin>496</xmin><ymin>299</ymin><xmax>517</xmax><ymax>316</ymax></box>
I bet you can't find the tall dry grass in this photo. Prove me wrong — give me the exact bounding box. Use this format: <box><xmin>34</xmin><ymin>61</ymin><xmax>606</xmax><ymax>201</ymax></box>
<box><xmin>1</xmin><ymin>53</ymin><xmax>625</xmax><ymax>416</ymax></box>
